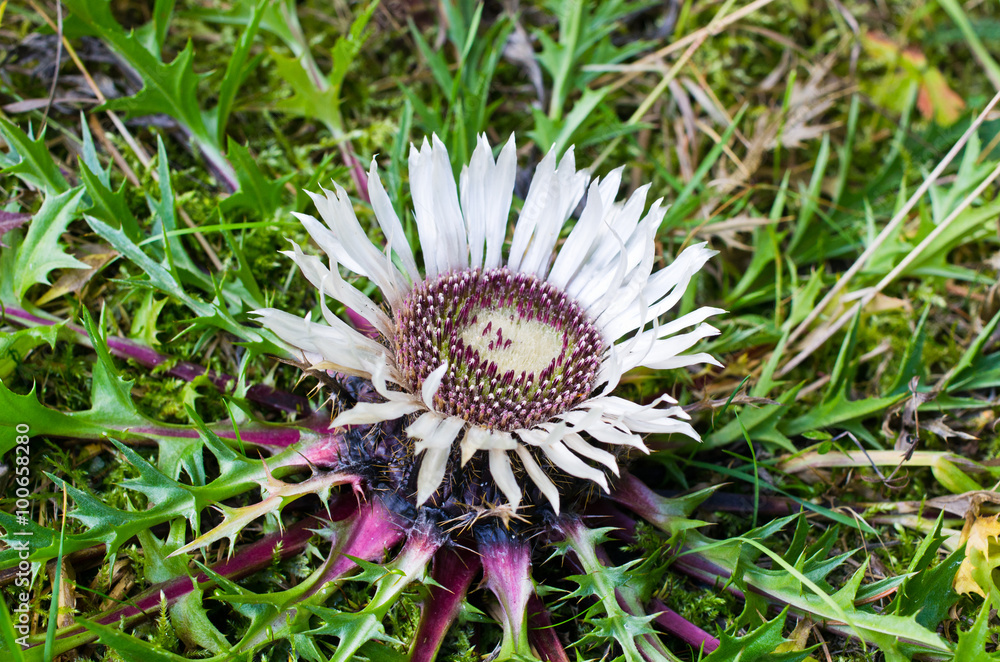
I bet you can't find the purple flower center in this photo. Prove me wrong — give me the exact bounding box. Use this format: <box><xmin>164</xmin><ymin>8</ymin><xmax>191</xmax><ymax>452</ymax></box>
<box><xmin>394</xmin><ymin>268</ymin><xmax>605</xmax><ymax>431</ymax></box>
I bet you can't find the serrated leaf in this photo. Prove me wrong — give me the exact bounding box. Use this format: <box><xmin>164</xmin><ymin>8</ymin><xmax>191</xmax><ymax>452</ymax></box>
<box><xmin>303</xmin><ymin>607</ymin><xmax>393</xmax><ymax>645</ymax></box>
<box><xmin>12</xmin><ymin>188</ymin><xmax>88</xmax><ymax>301</ymax></box>
<box><xmin>75</xmin><ymin>309</ymin><xmax>146</xmax><ymax>428</ymax></box>
<box><xmin>0</xmin><ymin>324</ymin><xmax>64</xmax><ymax>380</ymax></box>
<box><xmin>168</xmin><ymin>470</ymin><xmax>353</xmax><ymax>559</ymax></box>
<box><xmin>171</xmin><ymin>589</ymin><xmax>231</xmax><ymax>654</ymax></box>
<box><xmin>0</xmin><ymin>119</ymin><xmax>69</xmax><ymax>194</ymax></box>
<box><xmin>78</xmin><ymin>152</ymin><xmax>142</xmax><ymax>241</ymax></box>
<box><xmin>219</xmin><ymin>139</ymin><xmax>288</xmax><ymax>217</ymax></box>
<box><xmin>831</xmin><ymin>558</ymin><xmax>869</xmax><ymax>609</ymax></box>
<box><xmin>0</xmin><ymin>383</ymin><xmax>108</xmax><ymax>458</ymax></box>
<box><xmin>703</xmin><ymin>610</ymin><xmax>812</xmax><ymax>662</ymax></box>
<box><xmin>85</xmin><ymin>214</ymin><xmax>283</xmax><ymax>354</ymax></box>
<box><xmin>953</xmin><ymin>599</ymin><xmax>1000</xmax><ymax>661</ymax></box>
<box><xmin>270</xmin><ymin>0</ymin><xmax>376</xmax><ymax>135</ymax></box>
<box><xmin>75</xmin><ymin>618</ymin><xmax>196</xmax><ymax>662</ymax></box>
<box><xmin>270</xmin><ymin>52</ymin><xmax>343</xmax><ymax>132</ymax></box>
<box><xmin>62</xmin><ymin>0</ymin><xmax>209</xmax><ymax>140</ymax></box>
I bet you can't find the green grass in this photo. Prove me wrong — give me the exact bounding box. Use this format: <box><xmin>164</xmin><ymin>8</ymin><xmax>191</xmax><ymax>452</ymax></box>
<box><xmin>2</xmin><ymin>0</ymin><xmax>1000</xmax><ymax>659</ymax></box>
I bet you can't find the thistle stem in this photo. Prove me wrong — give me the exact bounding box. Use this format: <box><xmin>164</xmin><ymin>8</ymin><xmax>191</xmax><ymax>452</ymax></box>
<box><xmin>20</xmin><ymin>517</ymin><xmax>318</xmax><ymax>653</ymax></box>
<box><xmin>477</xmin><ymin>526</ymin><xmax>534</xmax><ymax>659</ymax></box>
<box><xmin>329</xmin><ymin>518</ymin><xmax>443</xmax><ymax>662</ymax></box>
<box><xmin>648</xmin><ymin>599</ymin><xmax>720</xmax><ymax>654</ymax></box>
<box><xmin>555</xmin><ymin>514</ymin><xmax>681</xmax><ymax>662</ymax></box>
<box><xmin>409</xmin><ymin>546</ymin><xmax>481</xmax><ymax>662</ymax></box>
<box><xmin>526</xmin><ymin>593</ymin><xmax>570</xmax><ymax>662</ymax></box>
<box><xmin>3</xmin><ymin>305</ymin><xmax>311</xmax><ymax>414</ymax></box>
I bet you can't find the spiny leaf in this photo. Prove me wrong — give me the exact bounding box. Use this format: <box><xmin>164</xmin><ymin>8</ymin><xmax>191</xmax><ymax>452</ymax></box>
<box><xmin>702</xmin><ymin>609</ymin><xmax>813</xmax><ymax>662</ymax></box>
<box><xmin>888</xmin><ymin>516</ymin><xmax>962</xmax><ymax>630</ymax></box>
<box><xmin>62</xmin><ymin>0</ymin><xmax>210</xmax><ymax>142</ymax></box>
<box><xmin>168</xmin><ymin>470</ymin><xmax>355</xmax><ymax>558</ymax></box>
<box><xmin>302</xmin><ymin>607</ymin><xmax>396</xmax><ymax>650</ymax></box>
<box><xmin>75</xmin><ymin>308</ymin><xmax>146</xmax><ymax>428</ymax></box>
<box><xmin>0</xmin><ymin>324</ymin><xmax>65</xmax><ymax>380</ymax></box>
<box><xmin>0</xmin><ymin>119</ymin><xmax>69</xmax><ymax>194</ymax></box>
<box><xmin>270</xmin><ymin>52</ymin><xmax>343</xmax><ymax>133</ymax></box>
<box><xmin>953</xmin><ymin>599</ymin><xmax>1000</xmax><ymax>661</ymax></box>
<box><xmin>78</xmin><ymin>152</ymin><xmax>142</xmax><ymax>242</ymax></box>
<box><xmin>10</xmin><ymin>188</ymin><xmax>88</xmax><ymax>301</ymax></box>
<box><xmin>559</xmin><ymin>519</ymin><xmax>649</xmax><ymax>662</ymax></box>
<box><xmin>0</xmin><ymin>382</ymin><xmax>110</xmax><ymax>457</ymax></box>
<box><xmin>219</xmin><ymin>139</ymin><xmax>289</xmax><ymax>217</ymax></box>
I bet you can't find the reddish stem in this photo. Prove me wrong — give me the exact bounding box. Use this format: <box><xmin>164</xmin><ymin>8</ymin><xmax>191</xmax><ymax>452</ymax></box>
<box><xmin>649</xmin><ymin>599</ymin><xmax>720</xmax><ymax>654</ymax></box>
<box><xmin>409</xmin><ymin>546</ymin><xmax>481</xmax><ymax>662</ymax></box>
<box><xmin>26</xmin><ymin>514</ymin><xmax>323</xmax><ymax>651</ymax></box>
<box><xmin>319</xmin><ymin>498</ymin><xmax>407</xmax><ymax>587</ymax></box>
<box><xmin>527</xmin><ymin>593</ymin><xmax>570</xmax><ymax>662</ymax></box>
<box><xmin>3</xmin><ymin>306</ymin><xmax>311</xmax><ymax>414</ymax></box>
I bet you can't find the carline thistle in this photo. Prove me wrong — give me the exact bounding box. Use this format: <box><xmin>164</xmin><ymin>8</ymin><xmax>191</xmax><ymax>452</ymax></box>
<box><xmin>253</xmin><ymin>134</ymin><xmax>723</xmax><ymax>660</ymax></box>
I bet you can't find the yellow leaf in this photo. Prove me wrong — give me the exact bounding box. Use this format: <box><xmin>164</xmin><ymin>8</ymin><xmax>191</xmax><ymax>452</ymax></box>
<box><xmin>953</xmin><ymin>513</ymin><xmax>1000</xmax><ymax>597</ymax></box>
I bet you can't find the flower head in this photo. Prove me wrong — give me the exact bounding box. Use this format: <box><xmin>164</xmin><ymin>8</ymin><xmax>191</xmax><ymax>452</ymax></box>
<box><xmin>255</xmin><ymin>135</ymin><xmax>723</xmax><ymax>517</ymax></box>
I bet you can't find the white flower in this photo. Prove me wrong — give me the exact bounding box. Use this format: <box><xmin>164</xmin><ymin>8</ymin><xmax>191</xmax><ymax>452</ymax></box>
<box><xmin>255</xmin><ymin>135</ymin><xmax>723</xmax><ymax>515</ymax></box>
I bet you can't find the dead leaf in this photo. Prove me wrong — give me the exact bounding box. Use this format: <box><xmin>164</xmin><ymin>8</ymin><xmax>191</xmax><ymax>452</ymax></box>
<box><xmin>35</xmin><ymin>243</ymin><xmax>117</xmax><ymax>306</ymax></box>
<box><xmin>924</xmin><ymin>417</ymin><xmax>979</xmax><ymax>442</ymax></box>
<box><xmin>954</xmin><ymin>508</ymin><xmax>1000</xmax><ymax>597</ymax></box>
<box><xmin>888</xmin><ymin>491</ymin><xmax>1000</xmax><ymax>518</ymax></box>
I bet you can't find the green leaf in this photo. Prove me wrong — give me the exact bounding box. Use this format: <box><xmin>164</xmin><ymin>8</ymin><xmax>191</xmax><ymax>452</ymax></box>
<box><xmin>0</xmin><ymin>324</ymin><xmax>65</xmax><ymax>380</ymax></box>
<box><xmin>78</xmin><ymin>152</ymin><xmax>143</xmax><ymax>242</ymax></box>
<box><xmin>75</xmin><ymin>618</ymin><xmax>196</xmax><ymax>662</ymax></box>
<box><xmin>204</xmin><ymin>0</ymin><xmax>266</xmax><ymax>144</ymax></box>
<box><xmin>0</xmin><ymin>382</ymin><xmax>107</xmax><ymax>458</ymax></box>
<box><xmin>889</xmin><ymin>540</ymin><xmax>962</xmax><ymax>630</ymax></box>
<box><xmin>886</xmin><ymin>303</ymin><xmax>931</xmax><ymax>395</ymax></box>
<box><xmin>11</xmin><ymin>188</ymin><xmax>88</xmax><ymax>301</ymax></box>
<box><xmin>74</xmin><ymin>309</ymin><xmax>147</xmax><ymax>428</ymax></box>
<box><xmin>271</xmin><ymin>52</ymin><xmax>342</xmax><ymax>133</ymax></box>
<box><xmin>219</xmin><ymin>139</ymin><xmax>288</xmax><ymax>217</ymax></box>
<box><xmin>953</xmin><ymin>599</ymin><xmax>1000</xmax><ymax>661</ymax></box>
<box><xmin>328</xmin><ymin>1</ymin><xmax>378</xmax><ymax>100</ymax></box>
<box><xmin>0</xmin><ymin>590</ymin><xmax>27</xmax><ymax>660</ymax></box>
<box><xmin>62</xmin><ymin>0</ymin><xmax>209</xmax><ymax>141</ymax></box>
<box><xmin>703</xmin><ymin>609</ymin><xmax>812</xmax><ymax>662</ymax></box>
<box><xmin>0</xmin><ymin>119</ymin><xmax>69</xmax><ymax>194</ymax></box>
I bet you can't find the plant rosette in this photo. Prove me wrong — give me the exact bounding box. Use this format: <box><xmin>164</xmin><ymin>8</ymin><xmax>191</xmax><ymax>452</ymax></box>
<box><xmin>242</xmin><ymin>135</ymin><xmax>724</xmax><ymax>659</ymax></box>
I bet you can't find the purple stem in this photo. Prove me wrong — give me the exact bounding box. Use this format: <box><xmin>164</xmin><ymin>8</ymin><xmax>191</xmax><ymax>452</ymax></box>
<box><xmin>129</xmin><ymin>413</ymin><xmax>347</xmax><ymax>455</ymax></box>
<box><xmin>526</xmin><ymin>594</ymin><xmax>570</xmax><ymax>662</ymax></box>
<box><xmin>0</xmin><ymin>211</ymin><xmax>31</xmax><ymax>247</ymax></box>
<box><xmin>608</xmin><ymin>473</ymin><xmax>679</xmax><ymax>530</ymax></box>
<box><xmin>649</xmin><ymin>599</ymin><xmax>720</xmax><ymax>654</ymax></box>
<box><xmin>26</xmin><ymin>515</ymin><xmax>320</xmax><ymax>651</ymax></box>
<box><xmin>478</xmin><ymin>528</ymin><xmax>533</xmax><ymax>656</ymax></box>
<box><xmin>3</xmin><ymin>306</ymin><xmax>311</xmax><ymax>414</ymax></box>
<box><xmin>409</xmin><ymin>546</ymin><xmax>481</xmax><ymax>662</ymax></box>
<box><xmin>318</xmin><ymin>498</ymin><xmax>406</xmax><ymax>587</ymax></box>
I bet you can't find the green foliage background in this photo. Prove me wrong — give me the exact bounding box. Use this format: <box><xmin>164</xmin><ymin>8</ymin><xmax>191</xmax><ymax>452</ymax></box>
<box><xmin>2</xmin><ymin>0</ymin><xmax>1000</xmax><ymax>659</ymax></box>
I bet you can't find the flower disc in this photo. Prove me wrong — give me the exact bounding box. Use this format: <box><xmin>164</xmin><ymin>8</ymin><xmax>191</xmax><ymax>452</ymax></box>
<box><xmin>394</xmin><ymin>267</ymin><xmax>605</xmax><ymax>431</ymax></box>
